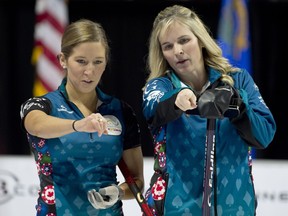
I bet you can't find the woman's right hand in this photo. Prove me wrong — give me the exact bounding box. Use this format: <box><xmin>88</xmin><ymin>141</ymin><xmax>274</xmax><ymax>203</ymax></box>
<box><xmin>73</xmin><ymin>113</ymin><xmax>108</xmax><ymax>136</ymax></box>
<box><xmin>175</xmin><ymin>88</ymin><xmax>197</xmax><ymax>111</ymax></box>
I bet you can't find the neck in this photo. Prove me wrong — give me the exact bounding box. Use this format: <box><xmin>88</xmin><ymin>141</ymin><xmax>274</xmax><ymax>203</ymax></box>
<box><xmin>66</xmin><ymin>83</ymin><xmax>98</xmax><ymax>115</ymax></box>
<box><xmin>182</xmin><ymin>69</ymin><xmax>208</xmax><ymax>92</ymax></box>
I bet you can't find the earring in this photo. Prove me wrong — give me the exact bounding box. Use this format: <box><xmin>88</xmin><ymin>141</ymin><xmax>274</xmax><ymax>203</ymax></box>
<box><xmin>62</xmin><ymin>65</ymin><xmax>67</xmax><ymax>69</ymax></box>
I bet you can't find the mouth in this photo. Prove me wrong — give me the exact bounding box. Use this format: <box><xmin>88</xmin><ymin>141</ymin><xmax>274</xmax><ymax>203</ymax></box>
<box><xmin>83</xmin><ymin>80</ymin><xmax>93</xmax><ymax>84</ymax></box>
<box><xmin>177</xmin><ymin>59</ymin><xmax>187</xmax><ymax>64</ymax></box>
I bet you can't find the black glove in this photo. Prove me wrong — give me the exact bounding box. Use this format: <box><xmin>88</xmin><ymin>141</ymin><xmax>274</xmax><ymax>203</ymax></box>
<box><xmin>197</xmin><ymin>84</ymin><xmax>237</xmax><ymax>119</ymax></box>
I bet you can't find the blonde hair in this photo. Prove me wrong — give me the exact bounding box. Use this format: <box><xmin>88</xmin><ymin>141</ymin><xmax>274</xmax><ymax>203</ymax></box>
<box><xmin>146</xmin><ymin>5</ymin><xmax>239</xmax><ymax>86</ymax></box>
<box><xmin>61</xmin><ymin>19</ymin><xmax>110</xmax><ymax>62</ymax></box>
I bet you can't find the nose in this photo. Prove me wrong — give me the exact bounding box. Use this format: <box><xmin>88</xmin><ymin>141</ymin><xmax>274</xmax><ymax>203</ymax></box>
<box><xmin>174</xmin><ymin>44</ymin><xmax>184</xmax><ymax>55</ymax></box>
<box><xmin>84</xmin><ymin>63</ymin><xmax>94</xmax><ymax>74</ymax></box>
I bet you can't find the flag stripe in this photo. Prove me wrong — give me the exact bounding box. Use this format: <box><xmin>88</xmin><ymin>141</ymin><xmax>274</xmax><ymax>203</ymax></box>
<box><xmin>35</xmin><ymin>0</ymin><xmax>68</xmax><ymax>30</ymax></box>
<box><xmin>34</xmin><ymin>41</ymin><xmax>61</xmax><ymax>70</ymax></box>
<box><xmin>34</xmin><ymin>21</ymin><xmax>63</xmax><ymax>57</ymax></box>
<box><xmin>37</xmin><ymin>55</ymin><xmax>64</xmax><ymax>90</ymax></box>
<box><xmin>36</xmin><ymin>11</ymin><xmax>66</xmax><ymax>34</ymax></box>
<box><xmin>33</xmin><ymin>0</ymin><xmax>68</xmax><ymax>97</ymax></box>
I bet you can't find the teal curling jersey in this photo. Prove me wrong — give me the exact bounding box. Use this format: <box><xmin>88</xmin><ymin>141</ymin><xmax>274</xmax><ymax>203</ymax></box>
<box><xmin>20</xmin><ymin>78</ymin><xmax>140</xmax><ymax>216</ymax></box>
<box><xmin>142</xmin><ymin>68</ymin><xmax>276</xmax><ymax>216</ymax></box>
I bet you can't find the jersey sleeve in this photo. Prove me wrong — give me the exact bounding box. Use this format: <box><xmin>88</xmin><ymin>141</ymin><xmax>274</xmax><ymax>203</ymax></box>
<box><xmin>20</xmin><ymin>97</ymin><xmax>52</xmax><ymax>130</ymax></box>
<box><xmin>121</xmin><ymin>101</ymin><xmax>141</xmax><ymax>150</ymax></box>
<box><xmin>230</xmin><ymin>69</ymin><xmax>276</xmax><ymax>148</ymax></box>
<box><xmin>142</xmin><ymin>77</ymin><xmax>184</xmax><ymax>128</ymax></box>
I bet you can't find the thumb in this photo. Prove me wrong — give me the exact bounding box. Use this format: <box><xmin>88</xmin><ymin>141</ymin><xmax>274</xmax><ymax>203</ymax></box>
<box><xmin>99</xmin><ymin>185</ymin><xmax>119</xmax><ymax>196</ymax></box>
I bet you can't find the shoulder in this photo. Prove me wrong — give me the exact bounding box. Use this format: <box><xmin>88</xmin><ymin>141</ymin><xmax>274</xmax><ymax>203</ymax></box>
<box><xmin>21</xmin><ymin>95</ymin><xmax>52</xmax><ymax>109</ymax></box>
<box><xmin>229</xmin><ymin>68</ymin><xmax>251</xmax><ymax>78</ymax></box>
<box><xmin>44</xmin><ymin>89</ymin><xmax>64</xmax><ymax>100</ymax></box>
<box><xmin>228</xmin><ymin>68</ymin><xmax>255</xmax><ymax>88</ymax></box>
<box><xmin>145</xmin><ymin>76</ymin><xmax>174</xmax><ymax>91</ymax></box>
<box><xmin>20</xmin><ymin>96</ymin><xmax>53</xmax><ymax>119</ymax></box>
<box><xmin>147</xmin><ymin>76</ymin><xmax>171</xmax><ymax>84</ymax></box>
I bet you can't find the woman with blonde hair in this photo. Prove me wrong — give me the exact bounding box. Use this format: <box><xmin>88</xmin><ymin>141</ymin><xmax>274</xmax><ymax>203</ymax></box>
<box><xmin>20</xmin><ymin>19</ymin><xmax>144</xmax><ymax>216</ymax></box>
<box><xmin>142</xmin><ymin>5</ymin><xmax>276</xmax><ymax>216</ymax></box>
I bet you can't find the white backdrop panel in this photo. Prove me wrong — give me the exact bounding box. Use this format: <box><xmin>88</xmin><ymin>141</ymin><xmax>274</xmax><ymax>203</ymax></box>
<box><xmin>0</xmin><ymin>156</ymin><xmax>287</xmax><ymax>215</ymax></box>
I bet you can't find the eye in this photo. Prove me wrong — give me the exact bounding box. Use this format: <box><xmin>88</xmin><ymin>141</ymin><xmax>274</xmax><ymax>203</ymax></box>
<box><xmin>162</xmin><ymin>44</ymin><xmax>173</xmax><ymax>51</ymax></box>
<box><xmin>76</xmin><ymin>59</ymin><xmax>86</xmax><ymax>64</ymax></box>
<box><xmin>179</xmin><ymin>38</ymin><xmax>190</xmax><ymax>44</ymax></box>
<box><xmin>94</xmin><ymin>60</ymin><xmax>104</xmax><ymax>65</ymax></box>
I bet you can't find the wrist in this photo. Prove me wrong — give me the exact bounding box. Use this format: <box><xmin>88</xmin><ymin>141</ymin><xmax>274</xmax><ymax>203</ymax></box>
<box><xmin>117</xmin><ymin>185</ymin><xmax>125</xmax><ymax>200</ymax></box>
<box><xmin>72</xmin><ymin>120</ymin><xmax>79</xmax><ymax>132</ymax></box>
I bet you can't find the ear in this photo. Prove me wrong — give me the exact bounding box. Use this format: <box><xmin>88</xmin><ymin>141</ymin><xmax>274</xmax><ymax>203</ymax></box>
<box><xmin>58</xmin><ymin>53</ymin><xmax>67</xmax><ymax>69</ymax></box>
<box><xmin>199</xmin><ymin>42</ymin><xmax>204</xmax><ymax>49</ymax></box>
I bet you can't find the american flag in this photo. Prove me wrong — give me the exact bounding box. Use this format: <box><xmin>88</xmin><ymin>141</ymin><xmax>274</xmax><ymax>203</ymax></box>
<box><xmin>31</xmin><ymin>0</ymin><xmax>68</xmax><ymax>96</ymax></box>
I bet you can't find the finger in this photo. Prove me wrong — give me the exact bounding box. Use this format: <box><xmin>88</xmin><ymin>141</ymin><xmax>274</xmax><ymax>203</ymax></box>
<box><xmin>99</xmin><ymin>119</ymin><xmax>108</xmax><ymax>133</ymax></box>
<box><xmin>94</xmin><ymin>192</ymin><xmax>105</xmax><ymax>203</ymax></box>
<box><xmin>87</xmin><ymin>191</ymin><xmax>96</xmax><ymax>204</ymax></box>
<box><xmin>102</xmin><ymin>121</ymin><xmax>108</xmax><ymax>134</ymax></box>
<box><xmin>87</xmin><ymin>191</ymin><xmax>106</xmax><ymax>209</ymax></box>
<box><xmin>87</xmin><ymin>189</ymin><xmax>97</xmax><ymax>198</ymax></box>
<box><xmin>188</xmin><ymin>98</ymin><xmax>197</xmax><ymax>109</ymax></box>
<box><xmin>96</xmin><ymin>118</ymin><xmax>108</xmax><ymax>137</ymax></box>
<box><xmin>90</xmin><ymin>119</ymin><xmax>105</xmax><ymax>137</ymax></box>
<box><xmin>97</xmin><ymin>117</ymin><xmax>107</xmax><ymax>124</ymax></box>
<box><xmin>88</xmin><ymin>190</ymin><xmax>103</xmax><ymax>203</ymax></box>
